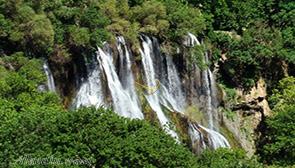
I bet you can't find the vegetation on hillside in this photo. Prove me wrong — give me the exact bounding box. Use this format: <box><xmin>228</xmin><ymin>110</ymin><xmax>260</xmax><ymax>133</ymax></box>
<box><xmin>0</xmin><ymin>0</ymin><xmax>294</xmax><ymax>167</ymax></box>
<box><xmin>1</xmin><ymin>0</ymin><xmax>293</xmax><ymax>88</ymax></box>
<box><xmin>0</xmin><ymin>0</ymin><xmax>205</xmax><ymax>61</ymax></box>
<box><xmin>257</xmin><ymin>77</ymin><xmax>295</xmax><ymax>166</ymax></box>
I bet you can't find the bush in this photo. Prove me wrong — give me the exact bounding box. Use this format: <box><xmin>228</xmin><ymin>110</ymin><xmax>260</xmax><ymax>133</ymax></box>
<box><xmin>0</xmin><ymin>54</ymin><xmax>46</xmax><ymax>98</ymax></box>
<box><xmin>196</xmin><ymin>148</ymin><xmax>262</xmax><ymax>168</ymax></box>
<box><xmin>67</xmin><ymin>26</ymin><xmax>90</xmax><ymax>47</ymax></box>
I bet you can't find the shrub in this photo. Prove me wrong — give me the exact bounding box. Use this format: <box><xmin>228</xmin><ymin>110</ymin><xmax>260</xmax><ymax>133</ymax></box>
<box><xmin>196</xmin><ymin>148</ymin><xmax>262</xmax><ymax>168</ymax></box>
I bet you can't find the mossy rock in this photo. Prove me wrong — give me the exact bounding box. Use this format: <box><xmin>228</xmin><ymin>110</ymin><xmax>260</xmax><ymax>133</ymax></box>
<box><xmin>184</xmin><ymin>105</ymin><xmax>208</xmax><ymax>126</ymax></box>
<box><xmin>219</xmin><ymin>123</ymin><xmax>241</xmax><ymax>148</ymax></box>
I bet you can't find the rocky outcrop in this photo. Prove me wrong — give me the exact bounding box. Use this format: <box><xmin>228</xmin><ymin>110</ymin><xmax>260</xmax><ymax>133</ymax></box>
<box><xmin>221</xmin><ymin>78</ymin><xmax>271</xmax><ymax>156</ymax></box>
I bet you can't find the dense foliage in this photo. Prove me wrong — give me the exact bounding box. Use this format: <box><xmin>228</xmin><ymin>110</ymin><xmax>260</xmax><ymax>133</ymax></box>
<box><xmin>0</xmin><ymin>0</ymin><xmax>205</xmax><ymax>61</ymax></box>
<box><xmin>1</xmin><ymin>106</ymin><xmax>203</xmax><ymax>167</ymax></box>
<box><xmin>257</xmin><ymin>77</ymin><xmax>295</xmax><ymax>166</ymax></box>
<box><xmin>196</xmin><ymin>148</ymin><xmax>262</xmax><ymax>168</ymax></box>
<box><xmin>191</xmin><ymin>0</ymin><xmax>295</xmax><ymax>89</ymax></box>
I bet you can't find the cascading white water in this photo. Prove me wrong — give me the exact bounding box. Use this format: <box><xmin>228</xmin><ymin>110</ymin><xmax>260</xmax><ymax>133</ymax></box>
<box><xmin>165</xmin><ymin>55</ymin><xmax>186</xmax><ymax>112</ymax></box>
<box><xmin>116</xmin><ymin>36</ymin><xmax>141</xmax><ymax>112</ymax></box>
<box><xmin>205</xmin><ymin>52</ymin><xmax>219</xmax><ymax>130</ymax></box>
<box><xmin>185</xmin><ymin>33</ymin><xmax>230</xmax><ymax>149</ymax></box>
<box><xmin>186</xmin><ymin>33</ymin><xmax>215</xmax><ymax>129</ymax></box>
<box><xmin>184</xmin><ymin>32</ymin><xmax>201</xmax><ymax>47</ymax></box>
<box><xmin>71</xmin><ymin>33</ymin><xmax>229</xmax><ymax>150</ymax></box>
<box><xmin>144</xmin><ymin>36</ymin><xmax>186</xmax><ymax>113</ymax></box>
<box><xmin>199</xmin><ymin>125</ymin><xmax>230</xmax><ymax>149</ymax></box>
<box><xmin>188</xmin><ymin>123</ymin><xmax>207</xmax><ymax>150</ymax></box>
<box><xmin>72</xmin><ymin>59</ymin><xmax>104</xmax><ymax>109</ymax></box>
<box><xmin>96</xmin><ymin>47</ymin><xmax>144</xmax><ymax>119</ymax></box>
<box><xmin>188</xmin><ymin>123</ymin><xmax>230</xmax><ymax>150</ymax></box>
<box><xmin>202</xmin><ymin>53</ymin><xmax>214</xmax><ymax>129</ymax></box>
<box><xmin>43</xmin><ymin>61</ymin><xmax>56</xmax><ymax>92</ymax></box>
<box><xmin>140</xmin><ymin>35</ymin><xmax>178</xmax><ymax>139</ymax></box>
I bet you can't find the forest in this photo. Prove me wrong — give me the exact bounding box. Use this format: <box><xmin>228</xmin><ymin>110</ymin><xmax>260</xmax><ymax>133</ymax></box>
<box><xmin>0</xmin><ymin>0</ymin><xmax>294</xmax><ymax>167</ymax></box>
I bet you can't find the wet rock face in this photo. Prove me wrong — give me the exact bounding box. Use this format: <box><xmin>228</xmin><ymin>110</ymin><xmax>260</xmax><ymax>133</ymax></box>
<box><xmin>172</xmin><ymin>112</ymin><xmax>230</xmax><ymax>155</ymax></box>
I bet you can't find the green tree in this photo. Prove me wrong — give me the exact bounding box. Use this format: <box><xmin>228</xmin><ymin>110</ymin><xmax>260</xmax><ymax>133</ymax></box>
<box><xmin>67</xmin><ymin>26</ymin><xmax>90</xmax><ymax>47</ymax></box>
<box><xmin>257</xmin><ymin>77</ymin><xmax>295</xmax><ymax>166</ymax></box>
<box><xmin>130</xmin><ymin>0</ymin><xmax>169</xmax><ymax>35</ymax></box>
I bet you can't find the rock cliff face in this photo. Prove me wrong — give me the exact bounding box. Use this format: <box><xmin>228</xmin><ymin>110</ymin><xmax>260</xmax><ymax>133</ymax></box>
<box><xmin>221</xmin><ymin>78</ymin><xmax>271</xmax><ymax>156</ymax></box>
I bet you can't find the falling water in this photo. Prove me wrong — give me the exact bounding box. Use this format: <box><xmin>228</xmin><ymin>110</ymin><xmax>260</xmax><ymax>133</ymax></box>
<box><xmin>143</xmin><ymin>36</ymin><xmax>186</xmax><ymax>113</ymax></box>
<box><xmin>70</xmin><ymin>33</ymin><xmax>229</xmax><ymax>150</ymax></box>
<box><xmin>164</xmin><ymin>55</ymin><xmax>186</xmax><ymax>112</ymax></box>
<box><xmin>43</xmin><ymin>61</ymin><xmax>56</xmax><ymax>92</ymax></box>
<box><xmin>188</xmin><ymin>123</ymin><xmax>207</xmax><ymax>151</ymax></box>
<box><xmin>202</xmin><ymin>54</ymin><xmax>214</xmax><ymax>129</ymax></box>
<box><xmin>188</xmin><ymin>123</ymin><xmax>230</xmax><ymax>150</ymax></box>
<box><xmin>72</xmin><ymin>58</ymin><xmax>104</xmax><ymax>109</ymax></box>
<box><xmin>185</xmin><ymin>33</ymin><xmax>230</xmax><ymax>148</ymax></box>
<box><xmin>184</xmin><ymin>32</ymin><xmax>201</xmax><ymax>47</ymax></box>
<box><xmin>199</xmin><ymin>125</ymin><xmax>230</xmax><ymax>149</ymax></box>
<box><xmin>96</xmin><ymin>47</ymin><xmax>144</xmax><ymax>119</ymax></box>
<box><xmin>116</xmin><ymin>36</ymin><xmax>141</xmax><ymax>112</ymax></box>
<box><xmin>140</xmin><ymin>35</ymin><xmax>178</xmax><ymax>139</ymax></box>
<box><xmin>205</xmin><ymin>52</ymin><xmax>219</xmax><ymax>130</ymax></box>
<box><xmin>186</xmin><ymin>33</ymin><xmax>216</xmax><ymax>129</ymax></box>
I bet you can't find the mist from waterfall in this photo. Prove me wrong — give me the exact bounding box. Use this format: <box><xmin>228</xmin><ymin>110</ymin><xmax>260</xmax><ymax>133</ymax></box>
<box><xmin>43</xmin><ymin>61</ymin><xmax>56</xmax><ymax>92</ymax></box>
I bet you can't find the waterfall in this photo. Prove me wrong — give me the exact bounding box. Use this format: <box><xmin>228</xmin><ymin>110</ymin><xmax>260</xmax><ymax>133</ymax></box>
<box><xmin>141</xmin><ymin>36</ymin><xmax>186</xmax><ymax>113</ymax></box>
<box><xmin>186</xmin><ymin>33</ymin><xmax>217</xmax><ymax>130</ymax></box>
<box><xmin>205</xmin><ymin>52</ymin><xmax>219</xmax><ymax>130</ymax></box>
<box><xmin>185</xmin><ymin>33</ymin><xmax>230</xmax><ymax>149</ymax></box>
<box><xmin>188</xmin><ymin>123</ymin><xmax>207</xmax><ymax>151</ymax></box>
<box><xmin>96</xmin><ymin>47</ymin><xmax>144</xmax><ymax>119</ymax></box>
<box><xmin>199</xmin><ymin>125</ymin><xmax>230</xmax><ymax>149</ymax></box>
<box><xmin>72</xmin><ymin>37</ymin><xmax>143</xmax><ymax>119</ymax></box>
<box><xmin>184</xmin><ymin>32</ymin><xmax>201</xmax><ymax>47</ymax></box>
<box><xmin>116</xmin><ymin>36</ymin><xmax>141</xmax><ymax>112</ymax></box>
<box><xmin>140</xmin><ymin>35</ymin><xmax>178</xmax><ymax>139</ymax></box>
<box><xmin>202</xmin><ymin>54</ymin><xmax>214</xmax><ymax>129</ymax></box>
<box><xmin>72</xmin><ymin>57</ymin><xmax>104</xmax><ymax>109</ymax></box>
<box><xmin>164</xmin><ymin>55</ymin><xmax>186</xmax><ymax>112</ymax></box>
<box><xmin>70</xmin><ymin>33</ymin><xmax>229</xmax><ymax>150</ymax></box>
<box><xmin>43</xmin><ymin>61</ymin><xmax>56</xmax><ymax>92</ymax></box>
<box><xmin>189</xmin><ymin>123</ymin><xmax>230</xmax><ymax>150</ymax></box>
